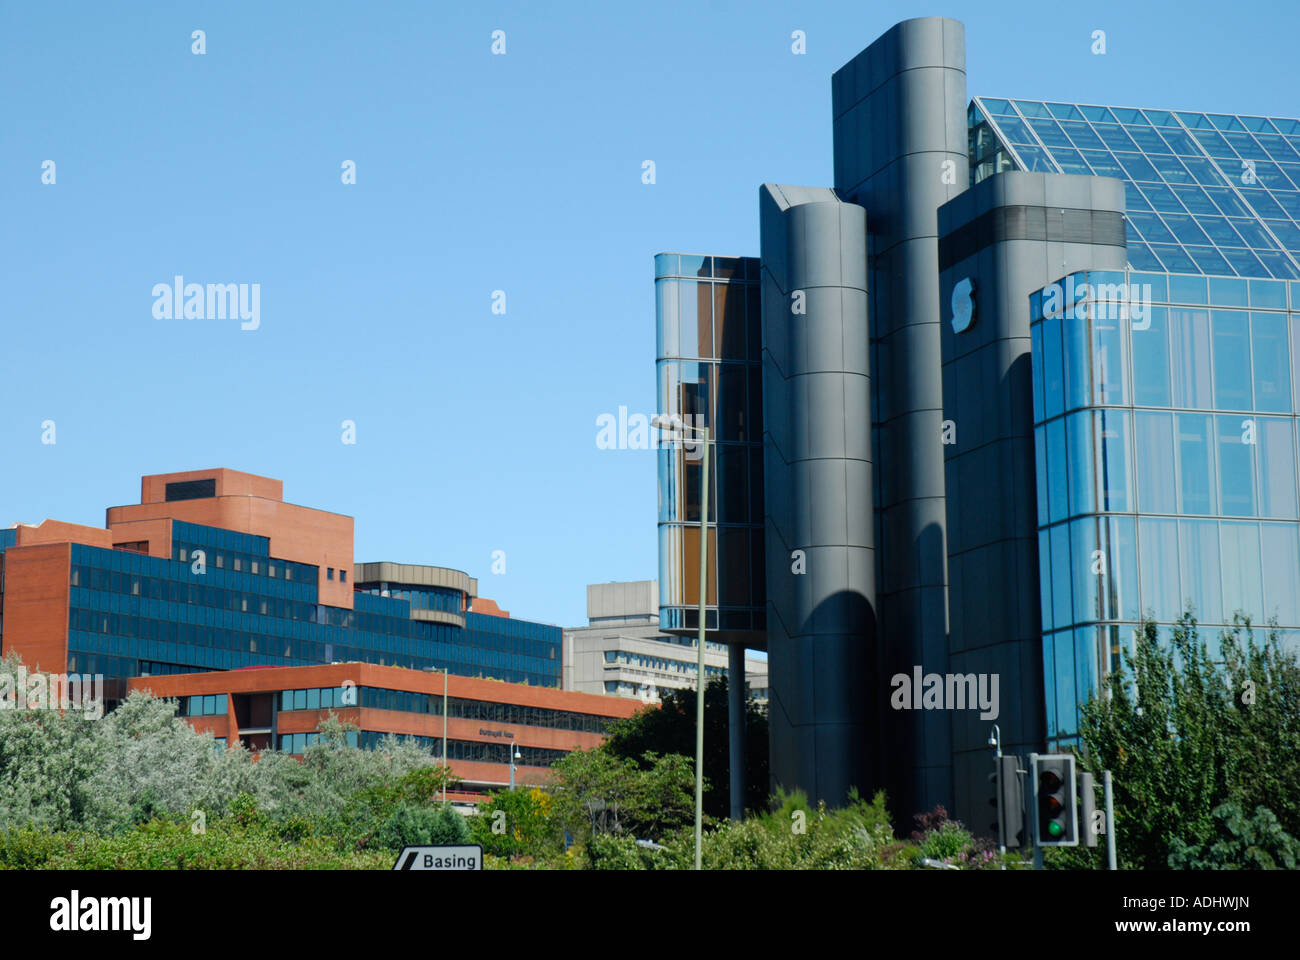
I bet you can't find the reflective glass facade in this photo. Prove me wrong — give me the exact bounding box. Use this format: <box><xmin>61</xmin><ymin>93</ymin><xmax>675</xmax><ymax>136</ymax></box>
<box><xmin>62</xmin><ymin>520</ymin><xmax>560</xmax><ymax>690</ymax></box>
<box><xmin>655</xmin><ymin>253</ymin><xmax>765</xmax><ymax>637</ymax></box>
<box><xmin>973</xmin><ymin>98</ymin><xmax>1300</xmax><ymax>279</ymax></box>
<box><xmin>1032</xmin><ymin>268</ymin><xmax>1300</xmax><ymax>746</ymax></box>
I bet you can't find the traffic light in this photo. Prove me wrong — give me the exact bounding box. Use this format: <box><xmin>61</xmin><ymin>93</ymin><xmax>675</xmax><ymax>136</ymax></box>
<box><xmin>1033</xmin><ymin>754</ymin><xmax>1077</xmax><ymax>846</ymax></box>
<box><xmin>987</xmin><ymin>755</ymin><xmax>1024</xmax><ymax>848</ymax></box>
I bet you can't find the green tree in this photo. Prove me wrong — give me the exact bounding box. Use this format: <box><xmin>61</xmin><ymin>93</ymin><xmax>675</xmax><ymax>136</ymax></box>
<box><xmin>549</xmin><ymin>748</ymin><xmax>695</xmax><ymax>844</ymax></box>
<box><xmin>1078</xmin><ymin>612</ymin><xmax>1300</xmax><ymax>869</ymax></box>
<box><xmin>603</xmin><ymin>676</ymin><xmax>769</xmax><ymax>818</ymax></box>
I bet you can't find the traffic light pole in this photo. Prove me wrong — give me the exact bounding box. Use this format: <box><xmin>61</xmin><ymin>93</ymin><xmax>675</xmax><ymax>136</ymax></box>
<box><xmin>1104</xmin><ymin>770</ymin><xmax>1117</xmax><ymax>870</ymax></box>
<box><xmin>1028</xmin><ymin>752</ymin><xmax>1043</xmax><ymax>871</ymax></box>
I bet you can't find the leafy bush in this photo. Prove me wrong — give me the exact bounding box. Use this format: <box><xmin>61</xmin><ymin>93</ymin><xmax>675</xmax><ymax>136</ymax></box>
<box><xmin>372</xmin><ymin>804</ymin><xmax>470</xmax><ymax>851</ymax></box>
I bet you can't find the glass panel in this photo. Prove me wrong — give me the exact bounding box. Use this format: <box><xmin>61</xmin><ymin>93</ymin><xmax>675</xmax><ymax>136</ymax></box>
<box><xmin>1051</xmin><ymin>523</ymin><xmax>1073</xmax><ymax>627</ymax></box>
<box><xmin>1091</xmin><ymin>306</ymin><xmax>1128</xmax><ymax>405</ymax></box>
<box><xmin>1046</xmin><ymin>418</ymin><xmax>1068</xmax><ymax>523</ymax></box>
<box><xmin>655</xmin><ymin>279</ymin><xmax>679</xmax><ymax>357</ymax></box>
<box><xmin>1170</xmin><ymin>307</ymin><xmax>1214</xmax><ymax>407</ymax></box>
<box><xmin>1131</xmin><ymin>305</ymin><xmax>1171</xmax><ymax>405</ymax></box>
<box><xmin>1055</xmin><ymin>631</ymin><xmax>1077</xmax><ymax>737</ymax></box>
<box><xmin>1251</xmin><ymin>312</ymin><xmax>1291</xmax><ymax>412</ymax></box>
<box><xmin>1135</xmin><ymin>412</ymin><xmax>1177</xmax><ymax>513</ymax></box>
<box><xmin>1212</xmin><ymin>310</ymin><xmax>1252</xmax><ymax>409</ymax></box>
<box><xmin>1219</xmin><ymin>521</ymin><xmax>1263</xmax><ymax>623</ymax></box>
<box><xmin>1041</xmin><ymin>311</ymin><xmax>1064</xmax><ymax>419</ymax></box>
<box><xmin>1257</xmin><ymin>417</ymin><xmax>1298</xmax><ymax>518</ymax></box>
<box><xmin>1176</xmin><ymin>413</ymin><xmax>1217</xmax><ymax>514</ymax></box>
<box><xmin>1216</xmin><ymin>415</ymin><xmax>1256</xmax><ymax>516</ymax></box>
<box><xmin>1095</xmin><ymin>409</ymin><xmax>1131</xmax><ymax>511</ymax></box>
<box><xmin>1180</xmin><ymin>519</ymin><xmax>1223</xmax><ymax>623</ymax></box>
<box><xmin>1039</xmin><ymin>528</ymin><xmax>1054</xmax><ymax>631</ymax></box>
<box><xmin>714</xmin><ymin>284</ymin><xmax>745</xmax><ymax>359</ymax></box>
<box><xmin>1106</xmin><ymin>515</ymin><xmax>1140</xmax><ymax>621</ymax></box>
<box><xmin>1035</xmin><ymin>427</ymin><xmax>1049</xmax><ymax>527</ymax></box>
<box><xmin>1261</xmin><ymin>523</ymin><xmax>1300</xmax><ymax>624</ymax></box>
<box><xmin>1139</xmin><ymin>518</ymin><xmax>1181</xmax><ymax>622</ymax></box>
<box><xmin>1066</xmin><ymin>412</ymin><xmax>1095</xmax><ymax>517</ymax></box>
<box><xmin>1071</xmin><ymin>518</ymin><xmax>1101</xmax><ymax>624</ymax></box>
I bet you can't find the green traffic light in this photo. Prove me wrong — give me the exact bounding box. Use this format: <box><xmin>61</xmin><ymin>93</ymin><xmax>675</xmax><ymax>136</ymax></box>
<box><xmin>1047</xmin><ymin>821</ymin><xmax>1064</xmax><ymax>838</ymax></box>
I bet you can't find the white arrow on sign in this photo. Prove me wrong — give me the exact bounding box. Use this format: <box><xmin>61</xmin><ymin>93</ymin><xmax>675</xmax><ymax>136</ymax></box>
<box><xmin>393</xmin><ymin>845</ymin><xmax>483</xmax><ymax>870</ymax></box>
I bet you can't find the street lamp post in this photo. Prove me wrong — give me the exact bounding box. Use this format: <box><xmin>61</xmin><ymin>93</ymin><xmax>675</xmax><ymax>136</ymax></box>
<box><xmin>653</xmin><ymin>413</ymin><xmax>709</xmax><ymax>871</ymax></box>
<box><xmin>988</xmin><ymin>724</ymin><xmax>1005</xmax><ymax>860</ymax></box>
<box><xmin>509</xmin><ymin>744</ymin><xmax>521</xmax><ymax>790</ymax></box>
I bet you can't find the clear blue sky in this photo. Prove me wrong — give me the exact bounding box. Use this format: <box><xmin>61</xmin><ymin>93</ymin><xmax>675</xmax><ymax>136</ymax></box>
<box><xmin>3</xmin><ymin>1</ymin><xmax>1297</xmax><ymax>628</ymax></box>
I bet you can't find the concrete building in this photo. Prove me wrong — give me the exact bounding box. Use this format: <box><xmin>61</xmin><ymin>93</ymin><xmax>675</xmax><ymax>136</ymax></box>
<box><xmin>563</xmin><ymin>580</ymin><xmax>768</xmax><ymax>705</ymax></box>
<box><xmin>655</xmin><ymin>15</ymin><xmax>1300</xmax><ymax>830</ymax></box>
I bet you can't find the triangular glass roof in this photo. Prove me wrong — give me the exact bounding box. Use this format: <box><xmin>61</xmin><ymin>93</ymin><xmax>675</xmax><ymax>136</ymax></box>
<box><xmin>971</xmin><ymin>97</ymin><xmax>1300</xmax><ymax>280</ymax></box>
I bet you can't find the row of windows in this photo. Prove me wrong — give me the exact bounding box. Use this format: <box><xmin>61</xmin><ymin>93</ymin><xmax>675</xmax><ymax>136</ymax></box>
<box><xmin>172</xmin><ymin>521</ymin><xmax>268</xmax><ymax>557</ymax></box>
<box><xmin>173</xmin><ymin>543</ymin><xmax>319</xmax><ymax>587</ymax></box>
<box><xmin>71</xmin><ymin>581</ymin><xmax>558</xmax><ymax>671</ymax></box>
<box><xmin>602</xmin><ymin>649</ymin><xmax>724</xmax><ymax>677</ymax></box>
<box><xmin>358</xmin><ymin>585</ymin><xmax>464</xmax><ymax>615</ymax></box>
<box><xmin>69</xmin><ymin>616</ymin><xmax>560</xmax><ymax>687</ymax></box>
<box><xmin>278</xmin><ymin>731</ymin><xmax>571</xmax><ymax>768</ymax></box>
<box><xmin>658</xmin><ymin>523</ymin><xmax>766</xmax><ymax>615</ymax></box>
<box><xmin>74</xmin><ymin>569</ymin><xmax>319</xmax><ymax>620</ymax></box>
<box><xmin>181</xmin><ymin>694</ymin><xmax>228</xmax><ymax>716</ymax></box>
<box><xmin>278</xmin><ymin>730</ymin><xmax>360</xmax><ymax>753</ymax></box>
<box><xmin>1035</xmin><ymin>411</ymin><xmax>1300</xmax><ymax>523</ymax></box>
<box><xmin>274</xmin><ymin>686</ymin><xmax>618</xmax><ymax>735</ymax></box>
<box><xmin>655</xmin><ymin>277</ymin><xmax>762</xmax><ymax>363</ymax></box>
<box><xmin>656</xmin><ymin>360</ymin><xmax>764</xmax><ymax>446</ymax></box>
<box><xmin>1033</xmin><ymin>304</ymin><xmax>1300</xmax><ymax>422</ymax></box>
<box><xmin>1037</xmin><ymin>516</ymin><xmax>1300</xmax><ymax>632</ymax></box>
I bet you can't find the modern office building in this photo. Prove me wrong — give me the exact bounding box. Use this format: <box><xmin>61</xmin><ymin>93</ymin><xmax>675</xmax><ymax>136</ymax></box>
<box><xmin>0</xmin><ymin>468</ymin><xmax>562</xmax><ymax>704</ymax></box>
<box><xmin>655</xmin><ymin>16</ymin><xmax>1300</xmax><ymax>829</ymax></box>
<box><xmin>563</xmin><ymin>579</ymin><xmax>768</xmax><ymax>705</ymax></box>
<box><xmin>128</xmin><ymin>662</ymin><xmax>642</xmax><ymax>794</ymax></box>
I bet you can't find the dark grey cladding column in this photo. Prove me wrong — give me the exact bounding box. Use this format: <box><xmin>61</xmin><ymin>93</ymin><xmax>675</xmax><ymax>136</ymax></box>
<box><xmin>832</xmin><ymin>17</ymin><xmax>967</xmax><ymax>819</ymax></box>
<box><xmin>938</xmin><ymin>172</ymin><xmax>1127</xmax><ymax>831</ymax></box>
<box><xmin>759</xmin><ymin>184</ymin><xmax>874</xmax><ymax>806</ymax></box>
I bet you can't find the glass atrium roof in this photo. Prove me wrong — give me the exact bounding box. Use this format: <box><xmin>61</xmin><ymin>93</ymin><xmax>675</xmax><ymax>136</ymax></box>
<box><xmin>971</xmin><ymin>97</ymin><xmax>1300</xmax><ymax>280</ymax></box>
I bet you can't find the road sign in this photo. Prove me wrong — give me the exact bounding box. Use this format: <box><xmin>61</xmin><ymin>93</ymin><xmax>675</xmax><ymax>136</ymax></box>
<box><xmin>392</xmin><ymin>845</ymin><xmax>483</xmax><ymax>871</ymax></box>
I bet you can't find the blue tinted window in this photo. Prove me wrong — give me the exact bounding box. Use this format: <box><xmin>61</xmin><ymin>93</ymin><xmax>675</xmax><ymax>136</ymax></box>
<box><xmin>1131</xmin><ymin>305</ymin><xmax>1171</xmax><ymax>405</ymax></box>
<box><xmin>1219</xmin><ymin>521</ymin><xmax>1263</xmax><ymax>622</ymax></box>
<box><xmin>1071</xmin><ymin>518</ymin><xmax>1101</xmax><ymax>624</ymax></box>
<box><xmin>1139</xmin><ymin>518</ymin><xmax>1181</xmax><ymax>621</ymax></box>
<box><xmin>1176</xmin><ymin>414</ymin><xmax>1217</xmax><ymax>513</ymax></box>
<box><xmin>1257</xmin><ymin>417</ymin><xmax>1298</xmax><ymax>518</ymax></box>
<box><xmin>1212</xmin><ymin>311</ymin><xmax>1252</xmax><ymax>409</ymax></box>
<box><xmin>1096</xmin><ymin>409</ymin><xmax>1132</xmax><ymax>512</ymax></box>
<box><xmin>1107</xmin><ymin>515</ymin><xmax>1140</xmax><ymax>621</ymax></box>
<box><xmin>1055</xmin><ymin>631</ymin><xmax>1077</xmax><ymax>737</ymax></box>
<box><xmin>1039</xmin><ymin>529</ymin><xmax>1054</xmax><ymax>631</ymax></box>
<box><xmin>1041</xmin><ymin>312</ymin><xmax>1064</xmax><ymax>419</ymax></box>
<box><xmin>1251</xmin><ymin>312</ymin><xmax>1291</xmax><ymax>412</ymax></box>
<box><xmin>1170</xmin><ymin>308</ymin><xmax>1214</xmax><ymax>408</ymax></box>
<box><xmin>1261</xmin><ymin>523</ymin><xmax>1300</xmax><ymax>624</ymax></box>
<box><xmin>1035</xmin><ymin>427</ymin><xmax>1049</xmax><ymax>527</ymax></box>
<box><xmin>1051</xmin><ymin>524</ymin><xmax>1073</xmax><ymax>627</ymax></box>
<box><xmin>1180</xmin><ymin>519</ymin><xmax>1223</xmax><ymax>622</ymax></box>
<box><xmin>1134</xmin><ymin>412</ymin><xmax>1177</xmax><ymax>513</ymax></box>
<box><xmin>1066</xmin><ymin>412</ymin><xmax>1095</xmax><ymax>517</ymax></box>
<box><xmin>1047</xmin><ymin>419</ymin><xmax>1069</xmax><ymax>523</ymax></box>
<box><xmin>1169</xmin><ymin>275</ymin><xmax>1209</xmax><ymax>304</ymax></box>
<box><xmin>1216</xmin><ymin>415</ymin><xmax>1256</xmax><ymax>516</ymax></box>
